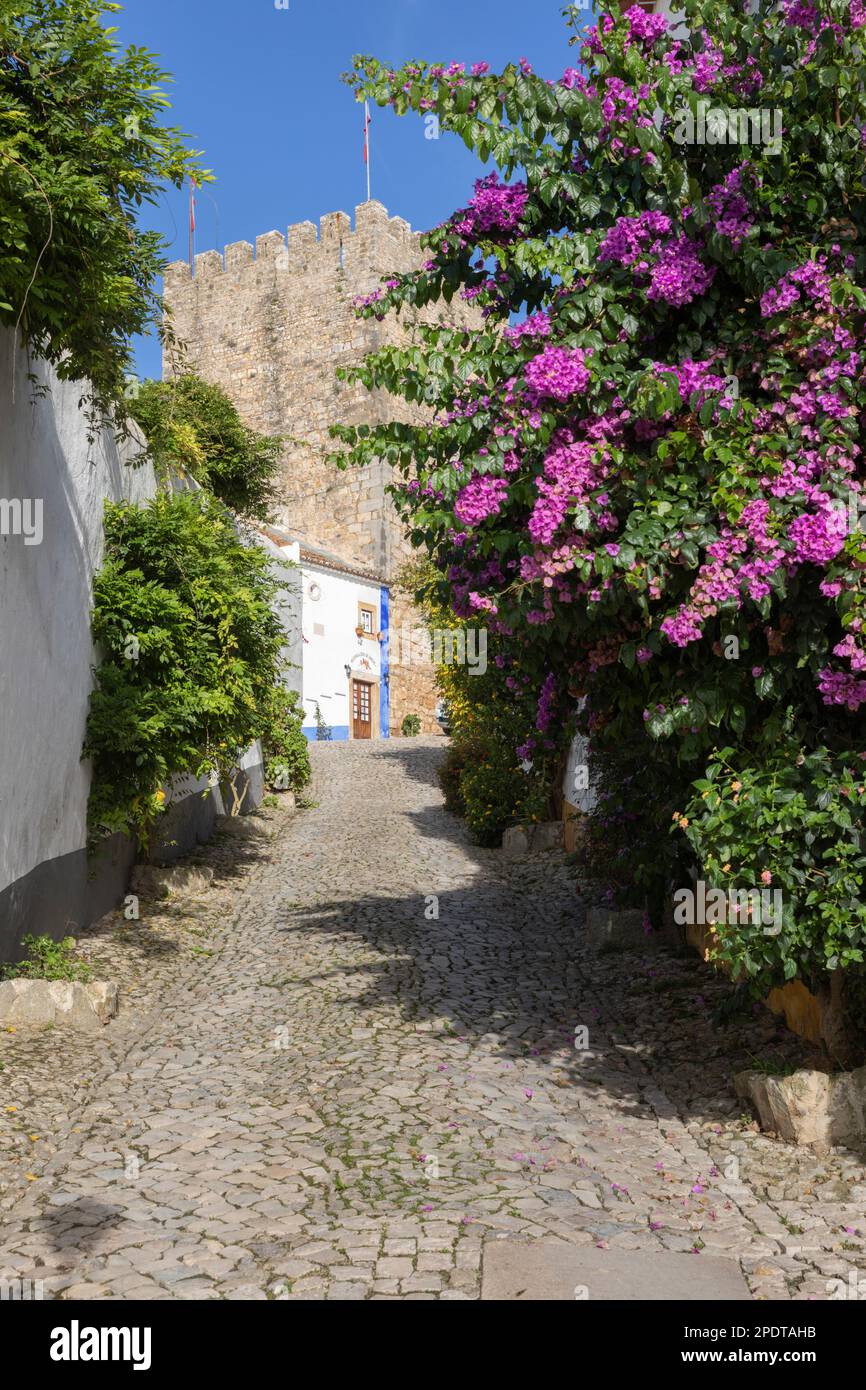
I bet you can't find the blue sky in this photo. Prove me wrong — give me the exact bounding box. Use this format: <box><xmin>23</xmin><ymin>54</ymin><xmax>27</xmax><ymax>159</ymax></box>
<box><xmin>115</xmin><ymin>0</ymin><xmax>592</xmax><ymax>378</ymax></box>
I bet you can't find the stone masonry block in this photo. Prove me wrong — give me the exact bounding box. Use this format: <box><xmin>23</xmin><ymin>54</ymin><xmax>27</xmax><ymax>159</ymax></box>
<box><xmin>256</xmin><ymin>231</ymin><xmax>287</xmax><ymax>261</ymax></box>
<box><xmin>320</xmin><ymin>211</ymin><xmax>351</xmax><ymax>244</ymax></box>
<box><xmin>225</xmin><ymin>241</ymin><xmax>254</xmax><ymax>270</ymax></box>
<box><xmin>194</xmin><ymin>250</ymin><xmax>223</xmax><ymax>278</ymax></box>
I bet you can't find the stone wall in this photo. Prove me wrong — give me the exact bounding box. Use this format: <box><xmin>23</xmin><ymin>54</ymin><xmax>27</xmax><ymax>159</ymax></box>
<box><xmin>163</xmin><ymin>199</ymin><xmax>479</xmax><ymax>734</ymax></box>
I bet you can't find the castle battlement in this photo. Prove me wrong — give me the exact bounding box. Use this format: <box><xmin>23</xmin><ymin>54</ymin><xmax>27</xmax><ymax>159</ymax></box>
<box><xmin>164</xmin><ymin>200</ymin><xmax>419</xmax><ymax>287</ymax></box>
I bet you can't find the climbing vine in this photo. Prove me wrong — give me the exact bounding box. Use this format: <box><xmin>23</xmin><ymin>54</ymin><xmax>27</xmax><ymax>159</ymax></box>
<box><xmin>0</xmin><ymin>0</ymin><xmax>206</xmax><ymax>420</ymax></box>
<box><xmin>129</xmin><ymin>375</ymin><xmax>283</xmax><ymax>522</ymax></box>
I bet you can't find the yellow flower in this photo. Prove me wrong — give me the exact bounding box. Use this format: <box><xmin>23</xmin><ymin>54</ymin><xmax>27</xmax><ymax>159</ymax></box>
<box><xmin>731</xmin><ymin>780</ymin><xmax>741</xmax><ymax>792</ymax></box>
<box><xmin>155</xmin><ymin>789</ymin><xmax>166</xmax><ymax>805</ymax></box>
<box><xmin>722</xmin><ymin>863</ymin><xmax>731</xmax><ymax>873</ymax></box>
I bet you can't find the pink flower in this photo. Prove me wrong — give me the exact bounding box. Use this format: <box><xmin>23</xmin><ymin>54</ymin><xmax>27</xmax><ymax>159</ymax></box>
<box><xmin>524</xmin><ymin>345</ymin><xmax>591</xmax><ymax>404</ymax></box>
<box><xmin>455</xmin><ymin>475</ymin><xmax>509</xmax><ymax>527</ymax></box>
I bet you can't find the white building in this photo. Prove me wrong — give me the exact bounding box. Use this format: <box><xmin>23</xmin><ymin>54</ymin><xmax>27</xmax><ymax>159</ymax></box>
<box><xmin>260</xmin><ymin>527</ymin><xmax>390</xmax><ymax>741</ymax></box>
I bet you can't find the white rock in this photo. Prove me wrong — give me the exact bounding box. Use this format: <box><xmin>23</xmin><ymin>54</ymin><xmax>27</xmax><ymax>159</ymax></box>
<box><xmin>735</xmin><ymin>1065</ymin><xmax>866</xmax><ymax>1147</ymax></box>
<box><xmin>0</xmin><ymin>978</ymin><xmax>118</xmax><ymax>1030</ymax></box>
<box><xmin>130</xmin><ymin>862</ymin><xmax>214</xmax><ymax>899</ymax></box>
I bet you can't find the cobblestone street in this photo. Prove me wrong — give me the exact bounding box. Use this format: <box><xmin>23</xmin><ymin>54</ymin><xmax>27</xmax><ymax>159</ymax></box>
<box><xmin>1</xmin><ymin>739</ymin><xmax>865</xmax><ymax>1300</ymax></box>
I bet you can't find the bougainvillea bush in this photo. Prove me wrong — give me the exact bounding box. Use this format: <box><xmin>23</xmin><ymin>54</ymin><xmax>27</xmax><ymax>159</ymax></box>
<box><xmin>333</xmin><ymin>0</ymin><xmax>866</xmax><ymax>1002</ymax></box>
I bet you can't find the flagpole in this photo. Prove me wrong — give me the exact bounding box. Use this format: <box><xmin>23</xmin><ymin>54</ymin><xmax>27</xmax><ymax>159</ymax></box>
<box><xmin>188</xmin><ymin>177</ymin><xmax>195</xmax><ymax>269</ymax></box>
<box><xmin>365</xmin><ymin>100</ymin><xmax>371</xmax><ymax>203</ymax></box>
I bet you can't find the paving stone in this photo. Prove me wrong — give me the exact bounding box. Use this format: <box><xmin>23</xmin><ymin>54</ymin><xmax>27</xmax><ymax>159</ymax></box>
<box><xmin>1</xmin><ymin>741</ymin><xmax>863</xmax><ymax>1302</ymax></box>
<box><xmin>376</xmin><ymin>1257</ymin><xmax>414</xmax><ymax>1279</ymax></box>
<box><xmin>383</xmin><ymin>1239</ymin><xmax>416</xmax><ymax>1256</ymax></box>
<box><xmin>417</xmin><ymin>1253</ymin><xmax>454</xmax><ymax>1272</ymax></box>
<box><xmin>481</xmin><ymin>1239</ymin><xmax>752</xmax><ymax>1301</ymax></box>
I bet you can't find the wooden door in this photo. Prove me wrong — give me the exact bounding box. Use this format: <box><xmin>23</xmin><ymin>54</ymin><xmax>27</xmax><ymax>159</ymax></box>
<box><xmin>352</xmin><ymin>679</ymin><xmax>372</xmax><ymax>739</ymax></box>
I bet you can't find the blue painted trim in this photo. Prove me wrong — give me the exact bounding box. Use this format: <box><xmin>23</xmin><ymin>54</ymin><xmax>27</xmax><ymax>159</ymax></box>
<box><xmin>303</xmin><ymin>725</ymin><xmax>350</xmax><ymax>743</ymax></box>
<box><xmin>380</xmin><ymin>586</ymin><xmax>390</xmax><ymax>738</ymax></box>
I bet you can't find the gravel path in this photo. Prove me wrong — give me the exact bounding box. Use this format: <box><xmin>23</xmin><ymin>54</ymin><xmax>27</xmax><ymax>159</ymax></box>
<box><xmin>0</xmin><ymin>739</ymin><xmax>864</xmax><ymax>1300</ymax></box>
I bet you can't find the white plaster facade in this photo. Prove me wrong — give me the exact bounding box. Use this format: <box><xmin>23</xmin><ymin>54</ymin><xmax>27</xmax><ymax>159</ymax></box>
<box><xmin>259</xmin><ymin>530</ymin><xmax>388</xmax><ymax>741</ymax></box>
<box><xmin>299</xmin><ymin>553</ymin><xmax>387</xmax><ymax>742</ymax></box>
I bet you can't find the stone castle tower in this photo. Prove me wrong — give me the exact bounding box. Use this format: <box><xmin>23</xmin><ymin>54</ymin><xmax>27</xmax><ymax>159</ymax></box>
<box><xmin>163</xmin><ymin>199</ymin><xmax>479</xmax><ymax>734</ymax></box>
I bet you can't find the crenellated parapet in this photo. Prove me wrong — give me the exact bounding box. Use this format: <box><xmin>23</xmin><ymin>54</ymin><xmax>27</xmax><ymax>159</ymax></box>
<box><xmin>163</xmin><ymin>201</ymin><xmax>422</xmax><ymax>289</ymax></box>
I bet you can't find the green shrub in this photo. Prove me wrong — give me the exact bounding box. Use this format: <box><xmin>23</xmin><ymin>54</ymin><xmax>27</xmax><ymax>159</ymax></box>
<box><xmin>314</xmin><ymin>704</ymin><xmax>332</xmax><ymax>741</ymax></box>
<box><xmin>438</xmin><ymin>741</ymin><xmax>470</xmax><ymax>816</ymax></box>
<box><xmin>439</xmin><ymin>729</ymin><xmax>551</xmax><ymax>846</ymax></box>
<box><xmin>0</xmin><ymin>934</ymin><xmax>91</xmax><ymax>982</ymax></box>
<box><xmin>262</xmin><ymin>687</ymin><xmax>311</xmax><ymax>793</ymax></box>
<box><xmin>129</xmin><ymin>375</ymin><xmax>281</xmax><ymax>521</ymax></box>
<box><xmin>84</xmin><ymin>490</ymin><xmax>286</xmax><ymax>843</ymax></box>
<box><xmin>394</xmin><ymin>561</ymin><xmax>560</xmax><ymax>842</ymax></box>
<box><xmin>459</xmin><ymin>750</ymin><xmax>529</xmax><ymax>847</ymax></box>
<box><xmin>680</xmin><ymin>744</ymin><xmax>866</xmax><ymax>997</ymax></box>
<box><xmin>401</xmin><ymin>713</ymin><xmax>421</xmax><ymax>737</ymax></box>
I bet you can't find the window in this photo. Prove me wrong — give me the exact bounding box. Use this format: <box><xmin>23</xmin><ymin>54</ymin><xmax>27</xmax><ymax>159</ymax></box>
<box><xmin>357</xmin><ymin>602</ymin><xmax>376</xmax><ymax>635</ymax></box>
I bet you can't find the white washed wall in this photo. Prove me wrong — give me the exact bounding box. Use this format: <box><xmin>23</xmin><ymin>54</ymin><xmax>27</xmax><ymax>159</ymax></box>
<box><xmin>300</xmin><ymin>564</ymin><xmax>382</xmax><ymax>738</ymax></box>
<box><xmin>0</xmin><ymin>328</ymin><xmax>162</xmax><ymax>953</ymax></box>
<box><xmin>0</xmin><ymin>329</ymin><xmax>279</xmax><ymax>956</ymax></box>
